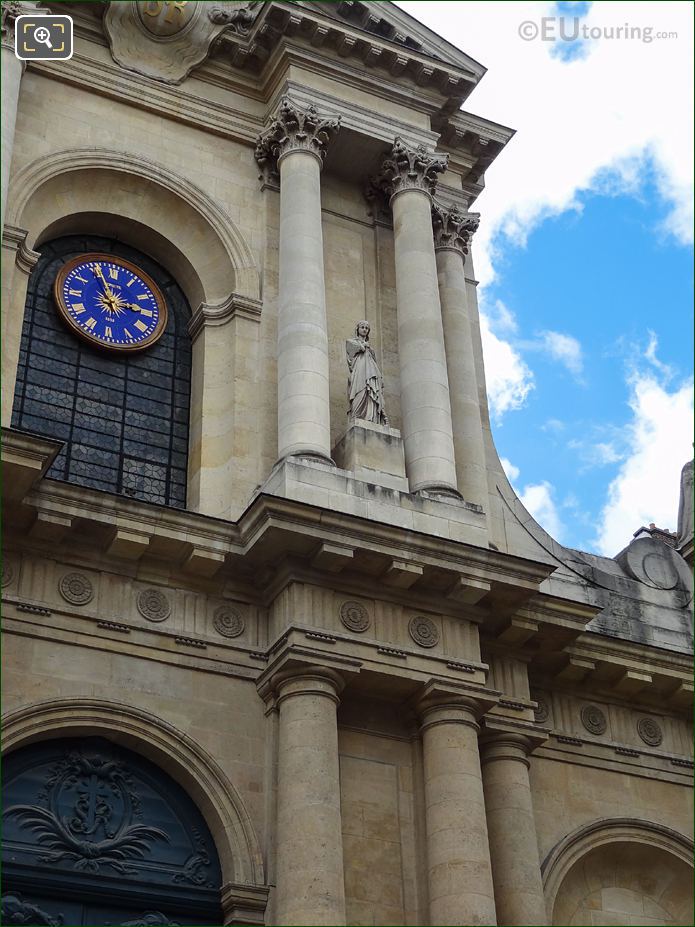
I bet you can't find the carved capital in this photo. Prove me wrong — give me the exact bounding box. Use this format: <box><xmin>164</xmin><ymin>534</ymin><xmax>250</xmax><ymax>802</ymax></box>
<box><xmin>432</xmin><ymin>202</ymin><xmax>479</xmax><ymax>256</ymax></box>
<box><xmin>1</xmin><ymin>0</ymin><xmax>43</xmax><ymax>50</ymax></box>
<box><xmin>368</xmin><ymin>137</ymin><xmax>448</xmax><ymax>209</ymax></box>
<box><xmin>254</xmin><ymin>96</ymin><xmax>341</xmax><ymax>181</ymax></box>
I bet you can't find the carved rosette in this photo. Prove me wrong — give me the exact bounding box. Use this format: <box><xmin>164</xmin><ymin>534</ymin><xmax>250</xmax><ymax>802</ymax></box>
<box><xmin>339</xmin><ymin>600</ymin><xmax>370</xmax><ymax>633</ymax></box>
<box><xmin>432</xmin><ymin>203</ymin><xmax>479</xmax><ymax>256</ymax></box>
<box><xmin>254</xmin><ymin>97</ymin><xmax>341</xmax><ymax>181</ymax></box>
<box><xmin>212</xmin><ymin>604</ymin><xmax>245</xmax><ymax>638</ymax></box>
<box><xmin>580</xmin><ymin>704</ymin><xmax>607</xmax><ymax>736</ymax></box>
<box><xmin>637</xmin><ymin>717</ymin><xmax>663</xmax><ymax>747</ymax></box>
<box><xmin>368</xmin><ymin>138</ymin><xmax>448</xmax><ymax>209</ymax></box>
<box><xmin>408</xmin><ymin>615</ymin><xmax>440</xmax><ymax>648</ymax></box>
<box><xmin>136</xmin><ymin>588</ymin><xmax>171</xmax><ymax>623</ymax></box>
<box><xmin>59</xmin><ymin>572</ymin><xmax>94</xmax><ymax>606</ymax></box>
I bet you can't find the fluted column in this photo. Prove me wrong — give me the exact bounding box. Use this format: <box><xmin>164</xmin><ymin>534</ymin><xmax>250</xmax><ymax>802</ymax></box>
<box><xmin>1</xmin><ymin>2</ymin><xmax>32</xmax><ymax>240</ymax></box>
<box><xmin>480</xmin><ymin>733</ymin><xmax>547</xmax><ymax>926</ymax></box>
<box><xmin>432</xmin><ymin>205</ymin><xmax>489</xmax><ymax>509</ymax></box>
<box><xmin>419</xmin><ymin>697</ymin><xmax>497</xmax><ymax>925</ymax></box>
<box><xmin>274</xmin><ymin>668</ymin><xmax>346</xmax><ymax>926</ymax></box>
<box><xmin>256</xmin><ymin>98</ymin><xmax>340</xmax><ymax>463</ymax></box>
<box><xmin>371</xmin><ymin>140</ymin><xmax>460</xmax><ymax>496</ymax></box>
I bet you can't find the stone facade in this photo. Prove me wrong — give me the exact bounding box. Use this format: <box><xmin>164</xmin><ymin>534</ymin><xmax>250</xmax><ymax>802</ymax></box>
<box><xmin>1</xmin><ymin>2</ymin><xmax>692</xmax><ymax>925</ymax></box>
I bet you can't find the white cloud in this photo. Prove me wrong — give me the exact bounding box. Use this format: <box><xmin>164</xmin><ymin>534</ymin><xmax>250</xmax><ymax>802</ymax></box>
<box><xmin>536</xmin><ymin>330</ymin><xmax>584</xmax><ymax>376</ymax></box>
<box><xmin>519</xmin><ymin>480</ymin><xmax>565</xmax><ymax>540</ymax></box>
<box><xmin>479</xmin><ymin>311</ymin><xmax>534</xmax><ymax>420</ymax></box>
<box><xmin>542</xmin><ymin>417</ymin><xmax>566</xmax><ymax>433</ymax></box>
<box><xmin>593</xmin><ymin>369</ymin><xmax>694</xmax><ymax>556</ymax></box>
<box><xmin>500</xmin><ymin>457</ymin><xmax>520</xmax><ymax>483</ymax></box>
<box><xmin>397</xmin><ymin>1</ymin><xmax>694</xmax><ymax>286</ymax></box>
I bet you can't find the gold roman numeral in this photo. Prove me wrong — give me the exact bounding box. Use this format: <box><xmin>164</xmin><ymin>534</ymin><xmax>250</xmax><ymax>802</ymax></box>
<box><xmin>75</xmin><ymin>275</ymin><xmax>88</xmax><ymax>283</ymax></box>
<box><xmin>127</xmin><ymin>278</ymin><xmax>136</xmax><ymax>287</ymax></box>
<box><xmin>85</xmin><ymin>317</ymin><xmax>97</xmax><ymax>331</ymax></box>
<box><xmin>134</xmin><ymin>319</ymin><xmax>148</xmax><ymax>333</ymax></box>
<box><xmin>140</xmin><ymin>308</ymin><xmax>154</xmax><ymax>318</ymax></box>
<box><xmin>109</xmin><ymin>267</ymin><xmax>118</xmax><ymax>280</ymax></box>
<box><xmin>124</xmin><ymin>328</ymin><xmax>134</xmax><ymax>341</ymax></box>
<box><xmin>105</xmin><ymin>326</ymin><xmax>113</xmax><ymax>338</ymax></box>
<box><xmin>136</xmin><ymin>294</ymin><xmax>149</xmax><ymax>301</ymax></box>
<box><xmin>72</xmin><ymin>303</ymin><xmax>86</xmax><ymax>314</ymax></box>
<box><xmin>68</xmin><ymin>289</ymin><xmax>82</xmax><ymax>296</ymax></box>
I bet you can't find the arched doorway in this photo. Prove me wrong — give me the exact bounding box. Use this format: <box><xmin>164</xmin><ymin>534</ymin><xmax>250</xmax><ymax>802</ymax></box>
<box><xmin>2</xmin><ymin>737</ymin><xmax>224</xmax><ymax>926</ymax></box>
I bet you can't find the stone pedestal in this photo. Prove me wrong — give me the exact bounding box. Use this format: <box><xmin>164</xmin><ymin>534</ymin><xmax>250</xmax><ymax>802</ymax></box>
<box><xmin>480</xmin><ymin>734</ymin><xmax>548</xmax><ymax>926</ymax></box>
<box><xmin>332</xmin><ymin>419</ymin><xmax>408</xmax><ymax>492</ymax></box>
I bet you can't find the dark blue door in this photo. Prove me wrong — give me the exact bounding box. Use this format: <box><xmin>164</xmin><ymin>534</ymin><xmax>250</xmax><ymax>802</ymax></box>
<box><xmin>2</xmin><ymin>738</ymin><xmax>223</xmax><ymax>926</ymax></box>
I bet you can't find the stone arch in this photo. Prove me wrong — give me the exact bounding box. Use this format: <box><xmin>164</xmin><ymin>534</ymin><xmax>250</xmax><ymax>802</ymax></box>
<box><xmin>1</xmin><ymin>697</ymin><xmax>265</xmax><ymax>889</ymax></box>
<box><xmin>7</xmin><ymin>147</ymin><xmax>259</xmax><ymax>305</ymax></box>
<box><xmin>543</xmin><ymin>817</ymin><xmax>694</xmax><ymax>925</ymax></box>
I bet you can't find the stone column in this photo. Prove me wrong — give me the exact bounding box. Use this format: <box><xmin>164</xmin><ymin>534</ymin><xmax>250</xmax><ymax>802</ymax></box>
<box><xmin>255</xmin><ymin>98</ymin><xmax>340</xmax><ymax>464</ymax></box>
<box><xmin>419</xmin><ymin>697</ymin><xmax>497</xmax><ymax>925</ymax></box>
<box><xmin>432</xmin><ymin>205</ymin><xmax>489</xmax><ymax>509</ymax></box>
<box><xmin>1</xmin><ymin>2</ymin><xmax>31</xmax><ymax>241</ymax></box>
<box><xmin>372</xmin><ymin>139</ymin><xmax>460</xmax><ymax>496</ymax></box>
<box><xmin>274</xmin><ymin>667</ymin><xmax>346</xmax><ymax>926</ymax></box>
<box><xmin>480</xmin><ymin>733</ymin><xmax>547</xmax><ymax>926</ymax></box>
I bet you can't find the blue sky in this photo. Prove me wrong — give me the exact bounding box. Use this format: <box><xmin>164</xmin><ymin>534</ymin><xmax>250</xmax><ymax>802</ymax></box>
<box><xmin>398</xmin><ymin>1</ymin><xmax>694</xmax><ymax>556</ymax></box>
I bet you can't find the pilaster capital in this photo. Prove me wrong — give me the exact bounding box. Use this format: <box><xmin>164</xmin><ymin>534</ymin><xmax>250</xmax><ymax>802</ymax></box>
<box><xmin>188</xmin><ymin>292</ymin><xmax>262</xmax><ymax>341</ymax></box>
<box><xmin>2</xmin><ymin>224</ymin><xmax>40</xmax><ymax>274</ymax></box>
<box><xmin>254</xmin><ymin>96</ymin><xmax>341</xmax><ymax>182</ymax></box>
<box><xmin>368</xmin><ymin>137</ymin><xmax>448</xmax><ymax>209</ymax></box>
<box><xmin>432</xmin><ymin>202</ymin><xmax>480</xmax><ymax>257</ymax></box>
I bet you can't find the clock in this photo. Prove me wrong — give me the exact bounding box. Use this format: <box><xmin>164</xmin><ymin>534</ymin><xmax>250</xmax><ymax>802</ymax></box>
<box><xmin>54</xmin><ymin>253</ymin><xmax>167</xmax><ymax>352</ymax></box>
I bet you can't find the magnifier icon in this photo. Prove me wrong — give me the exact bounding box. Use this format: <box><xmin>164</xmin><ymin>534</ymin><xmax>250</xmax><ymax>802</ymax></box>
<box><xmin>33</xmin><ymin>25</ymin><xmax>53</xmax><ymax>49</ymax></box>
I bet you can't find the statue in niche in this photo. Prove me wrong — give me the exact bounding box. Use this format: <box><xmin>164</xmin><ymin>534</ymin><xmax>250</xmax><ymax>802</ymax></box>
<box><xmin>346</xmin><ymin>320</ymin><xmax>389</xmax><ymax>426</ymax></box>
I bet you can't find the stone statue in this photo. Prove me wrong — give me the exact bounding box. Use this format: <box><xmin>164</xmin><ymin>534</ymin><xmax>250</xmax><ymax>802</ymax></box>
<box><xmin>346</xmin><ymin>321</ymin><xmax>388</xmax><ymax>426</ymax></box>
<box><xmin>677</xmin><ymin>458</ymin><xmax>693</xmax><ymax>549</ymax></box>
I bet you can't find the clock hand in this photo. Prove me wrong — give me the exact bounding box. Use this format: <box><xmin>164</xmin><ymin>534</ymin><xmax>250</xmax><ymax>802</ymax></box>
<box><xmin>94</xmin><ymin>264</ymin><xmax>116</xmax><ymax>302</ymax></box>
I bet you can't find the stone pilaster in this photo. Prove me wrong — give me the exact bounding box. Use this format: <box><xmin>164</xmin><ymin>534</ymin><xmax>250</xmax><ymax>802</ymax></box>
<box><xmin>432</xmin><ymin>203</ymin><xmax>489</xmax><ymax>510</ymax></box>
<box><xmin>256</xmin><ymin>98</ymin><xmax>340</xmax><ymax>463</ymax></box>
<box><xmin>418</xmin><ymin>694</ymin><xmax>497</xmax><ymax>925</ymax></box>
<box><xmin>370</xmin><ymin>140</ymin><xmax>460</xmax><ymax>497</ymax></box>
<box><xmin>480</xmin><ymin>729</ymin><xmax>548</xmax><ymax>926</ymax></box>
<box><xmin>272</xmin><ymin>667</ymin><xmax>346</xmax><ymax>926</ymax></box>
<box><xmin>1</xmin><ymin>1</ymin><xmax>34</xmax><ymax>240</ymax></box>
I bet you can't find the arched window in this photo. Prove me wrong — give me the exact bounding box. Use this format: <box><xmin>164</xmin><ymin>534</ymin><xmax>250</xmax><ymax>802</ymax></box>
<box><xmin>11</xmin><ymin>235</ymin><xmax>191</xmax><ymax>508</ymax></box>
<box><xmin>2</xmin><ymin>737</ymin><xmax>223</xmax><ymax>926</ymax></box>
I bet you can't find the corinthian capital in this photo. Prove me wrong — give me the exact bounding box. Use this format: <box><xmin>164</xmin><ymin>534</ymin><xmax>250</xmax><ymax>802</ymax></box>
<box><xmin>254</xmin><ymin>97</ymin><xmax>341</xmax><ymax>180</ymax></box>
<box><xmin>431</xmin><ymin>203</ymin><xmax>480</xmax><ymax>255</ymax></box>
<box><xmin>1</xmin><ymin>0</ymin><xmax>42</xmax><ymax>49</ymax></box>
<box><xmin>368</xmin><ymin>138</ymin><xmax>448</xmax><ymax>208</ymax></box>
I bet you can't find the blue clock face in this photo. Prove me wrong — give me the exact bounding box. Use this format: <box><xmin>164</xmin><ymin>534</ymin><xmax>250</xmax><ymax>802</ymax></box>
<box><xmin>54</xmin><ymin>253</ymin><xmax>167</xmax><ymax>352</ymax></box>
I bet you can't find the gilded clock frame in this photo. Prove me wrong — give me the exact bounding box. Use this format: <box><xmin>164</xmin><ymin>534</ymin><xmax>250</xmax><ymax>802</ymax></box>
<box><xmin>53</xmin><ymin>252</ymin><xmax>168</xmax><ymax>353</ymax></box>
